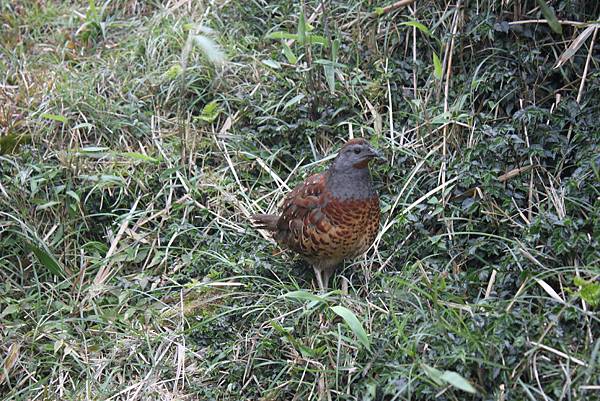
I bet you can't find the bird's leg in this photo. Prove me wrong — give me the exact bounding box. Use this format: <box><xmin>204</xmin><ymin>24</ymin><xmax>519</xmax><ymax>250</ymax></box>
<box><xmin>314</xmin><ymin>266</ymin><xmax>329</xmax><ymax>329</ymax></box>
<box><xmin>313</xmin><ymin>266</ymin><xmax>324</xmax><ymax>292</ymax></box>
<box><xmin>321</xmin><ymin>269</ymin><xmax>332</xmax><ymax>291</ymax></box>
<box><xmin>341</xmin><ymin>276</ymin><xmax>349</xmax><ymax>295</ymax></box>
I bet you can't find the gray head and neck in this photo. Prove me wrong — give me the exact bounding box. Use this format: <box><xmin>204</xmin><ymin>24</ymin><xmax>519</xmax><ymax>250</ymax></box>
<box><xmin>326</xmin><ymin>139</ymin><xmax>385</xmax><ymax>200</ymax></box>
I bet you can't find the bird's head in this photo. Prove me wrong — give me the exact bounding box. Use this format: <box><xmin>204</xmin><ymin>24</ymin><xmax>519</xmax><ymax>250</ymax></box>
<box><xmin>331</xmin><ymin>138</ymin><xmax>386</xmax><ymax>171</ymax></box>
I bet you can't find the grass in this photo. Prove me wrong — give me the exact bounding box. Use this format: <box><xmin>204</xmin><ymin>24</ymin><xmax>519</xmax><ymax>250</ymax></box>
<box><xmin>1</xmin><ymin>0</ymin><xmax>599</xmax><ymax>400</ymax></box>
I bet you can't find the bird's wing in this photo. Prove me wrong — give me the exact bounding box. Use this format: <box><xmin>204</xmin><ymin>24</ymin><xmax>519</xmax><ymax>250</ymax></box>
<box><xmin>275</xmin><ymin>172</ymin><xmax>334</xmax><ymax>258</ymax></box>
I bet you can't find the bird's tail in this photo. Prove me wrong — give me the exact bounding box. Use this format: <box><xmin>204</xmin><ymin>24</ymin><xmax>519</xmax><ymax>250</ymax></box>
<box><xmin>250</xmin><ymin>214</ymin><xmax>279</xmax><ymax>231</ymax></box>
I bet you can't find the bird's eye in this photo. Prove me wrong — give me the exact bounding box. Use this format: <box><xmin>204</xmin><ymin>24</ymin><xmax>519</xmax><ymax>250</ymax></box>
<box><xmin>353</xmin><ymin>148</ymin><xmax>361</xmax><ymax>154</ymax></box>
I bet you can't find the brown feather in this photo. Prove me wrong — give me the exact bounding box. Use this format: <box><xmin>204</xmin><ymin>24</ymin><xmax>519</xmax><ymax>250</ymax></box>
<box><xmin>250</xmin><ymin>139</ymin><xmax>384</xmax><ymax>290</ymax></box>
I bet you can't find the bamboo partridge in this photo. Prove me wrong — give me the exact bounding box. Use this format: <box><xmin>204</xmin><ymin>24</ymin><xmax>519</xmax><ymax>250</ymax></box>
<box><xmin>252</xmin><ymin>138</ymin><xmax>385</xmax><ymax>290</ymax></box>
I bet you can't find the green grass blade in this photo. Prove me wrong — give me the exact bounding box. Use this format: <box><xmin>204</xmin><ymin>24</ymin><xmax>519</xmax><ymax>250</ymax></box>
<box><xmin>28</xmin><ymin>242</ymin><xmax>65</xmax><ymax>278</ymax></box>
<box><xmin>440</xmin><ymin>371</ymin><xmax>478</xmax><ymax>394</ymax></box>
<box><xmin>282</xmin><ymin>290</ymin><xmax>327</xmax><ymax>303</ymax></box>
<box><xmin>433</xmin><ymin>51</ymin><xmax>442</xmax><ymax>79</ymax></box>
<box><xmin>330</xmin><ymin>305</ymin><xmax>370</xmax><ymax>350</ymax></box>
<box><xmin>536</xmin><ymin>0</ymin><xmax>562</xmax><ymax>34</ymax></box>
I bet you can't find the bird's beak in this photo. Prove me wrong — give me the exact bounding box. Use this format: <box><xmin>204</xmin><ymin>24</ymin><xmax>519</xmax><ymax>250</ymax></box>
<box><xmin>368</xmin><ymin>145</ymin><xmax>387</xmax><ymax>163</ymax></box>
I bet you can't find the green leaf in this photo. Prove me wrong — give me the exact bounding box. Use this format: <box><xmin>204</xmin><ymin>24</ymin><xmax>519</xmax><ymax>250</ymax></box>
<box><xmin>66</xmin><ymin>190</ymin><xmax>81</xmax><ymax>203</ymax></box>
<box><xmin>98</xmin><ymin>175</ymin><xmax>126</xmax><ymax>185</ymax></box>
<box><xmin>400</xmin><ymin>20</ymin><xmax>433</xmax><ymax>37</ymax></box>
<box><xmin>271</xmin><ymin>320</ymin><xmax>319</xmax><ymax>358</ymax></box>
<box><xmin>199</xmin><ymin>101</ymin><xmax>221</xmax><ymax>123</ymax></box>
<box><xmin>431</xmin><ymin>111</ymin><xmax>452</xmax><ymax>124</ymax></box>
<box><xmin>265</xmin><ymin>31</ymin><xmax>327</xmax><ymax>46</ymax></box>
<box><xmin>536</xmin><ymin>0</ymin><xmax>562</xmax><ymax>34</ymax></box>
<box><xmin>422</xmin><ymin>364</ymin><xmax>445</xmax><ymax>386</ymax></box>
<box><xmin>433</xmin><ymin>51</ymin><xmax>443</xmax><ymax>79</ymax></box>
<box><xmin>28</xmin><ymin>242</ymin><xmax>65</xmax><ymax>277</ymax></box>
<box><xmin>313</xmin><ymin>59</ymin><xmax>346</xmax><ymax>68</ymax></box>
<box><xmin>331</xmin><ymin>38</ymin><xmax>340</xmax><ymax>61</ymax></box>
<box><xmin>306</xmin><ymin>34</ymin><xmax>328</xmax><ymax>46</ymax></box>
<box><xmin>262</xmin><ymin>59</ymin><xmax>281</xmax><ymax>69</ymax></box>
<box><xmin>41</xmin><ymin>113</ymin><xmax>68</xmax><ymax>124</ymax></box>
<box><xmin>323</xmin><ymin>37</ymin><xmax>340</xmax><ymax>93</ymax></box>
<box><xmin>324</xmin><ymin>63</ymin><xmax>335</xmax><ymax>93</ymax></box>
<box><xmin>86</xmin><ymin>0</ymin><xmax>99</xmax><ymax>19</ymax></box>
<box><xmin>298</xmin><ymin>344</ymin><xmax>319</xmax><ymax>358</ymax></box>
<box><xmin>374</xmin><ymin>7</ymin><xmax>385</xmax><ymax>16</ymax></box>
<box><xmin>282</xmin><ymin>42</ymin><xmax>297</xmax><ymax>64</ymax></box>
<box><xmin>37</xmin><ymin>201</ymin><xmax>61</xmax><ymax>211</ymax></box>
<box><xmin>270</xmin><ymin>320</ymin><xmax>291</xmax><ymax>335</ymax></box>
<box><xmin>1</xmin><ymin>304</ymin><xmax>19</xmax><ymax>319</ymax></box>
<box><xmin>422</xmin><ymin>365</ymin><xmax>477</xmax><ymax>394</ymax></box>
<box><xmin>266</xmin><ymin>31</ymin><xmax>299</xmax><ymax>41</ymax></box>
<box><xmin>117</xmin><ymin>152</ymin><xmax>160</xmax><ymax>163</ymax></box>
<box><xmin>281</xmin><ymin>290</ymin><xmax>327</xmax><ymax>303</ymax></box>
<box><xmin>297</xmin><ymin>9</ymin><xmax>306</xmax><ymax>45</ymax></box>
<box><xmin>440</xmin><ymin>371</ymin><xmax>478</xmax><ymax>394</ymax></box>
<box><xmin>165</xmin><ymin>64</ymin><xmax>182</xmax><ymax>80</ymax></box>
<box><xmin>330</xmin><ymin>305</ymin><xmax>370</xmax><ymax>349</ymax></box>
<box><xmin>574</xmin><ymin>277</ymin><xmax>600</xmax><ymax>306</ymax></box>
<box><xmin>284</xmin><ymin>93</ymin><xmax>305</xmax><ymax>110</ymax></box>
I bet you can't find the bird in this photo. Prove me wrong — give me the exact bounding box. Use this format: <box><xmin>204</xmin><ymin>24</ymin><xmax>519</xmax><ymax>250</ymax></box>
<box><xmin>251</xmin><ymin>138</ymin><xmax>385</xmax><ymax>291</ymax></box>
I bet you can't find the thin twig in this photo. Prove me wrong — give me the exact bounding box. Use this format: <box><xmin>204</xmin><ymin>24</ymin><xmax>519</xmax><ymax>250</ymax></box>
<box><xmin>340</xmin><ymin>0</ymin><xmax>416</xmax><ymax>30</ymax></box>
<box><xmin>576</xmin><ymin>26</ymin><xmax>598</xmax><ymax>103</ymax></box>
<box><xmin>440</xmin><ymin>0</ymin><xmax>461</xmax><ymax>245</ymax></box>
<box><xmin>372</xmin><ymin>0</ymin><xmax>416</xmax><ymax>17</ymax></box>
<box><xmin>529</xmin><ymin>341</ymin><xmax>587</xmax><ymax>367</ymax></box>
<box><xmin>508</xmin><ymin>19</ymin><xmax>588</xmax><ymax>27</ymax></box>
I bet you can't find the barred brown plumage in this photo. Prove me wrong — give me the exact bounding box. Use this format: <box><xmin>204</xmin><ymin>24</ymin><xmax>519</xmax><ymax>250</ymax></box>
<box><xmin>251</xmin><ymin>138</ymin><xmax>385</xmax><ymax>290</ymax></box>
